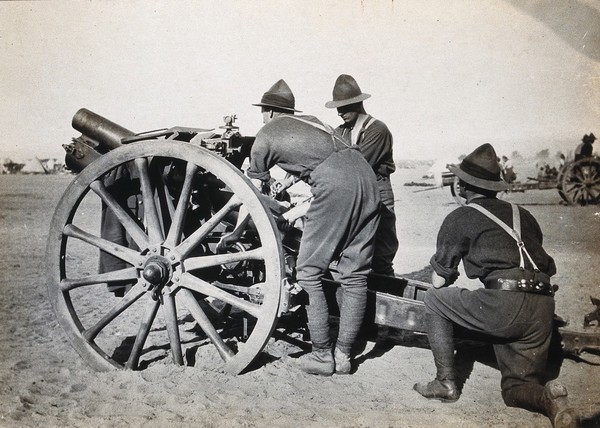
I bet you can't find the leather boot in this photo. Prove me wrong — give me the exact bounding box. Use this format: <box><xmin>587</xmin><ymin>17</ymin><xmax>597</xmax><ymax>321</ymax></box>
<box><xmin>413</xmin><ymin>378</ymin><xmax>460</xmax><ymax>403</ymax></box>
<box><xmin>334</xmin><ymin>347</ymin><xmax>351</xmax><ymax>375</ymax></box>
<box><xmin>542</xmin><ymin>381</ymin><xmax>578</xmax><ymax>428</ymax></box>
<box><xmin>415</xmin><ymin>313</ymin><xmax>459</xmax><ymax>402</ymax></box>
<box><xmin>426</xmin><ymin>313</ymin><xmax>456</xmax><ymax>382</ymax></box>
<box><xmin>297</xmin><ymin>348</ymin><xmax>334</xmax><ymax>376</ymax></box>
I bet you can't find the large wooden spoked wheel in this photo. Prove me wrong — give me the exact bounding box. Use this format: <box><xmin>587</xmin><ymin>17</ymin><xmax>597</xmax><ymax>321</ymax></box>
<box><xmin>46</xmin><ymin>141</ymin><xmax>284</xmax><ymax>374</ymax></box>
<box><xmin>560</xmin><ymin>157</ymin><xmax>600</xmax><ymax>205</ymax></box>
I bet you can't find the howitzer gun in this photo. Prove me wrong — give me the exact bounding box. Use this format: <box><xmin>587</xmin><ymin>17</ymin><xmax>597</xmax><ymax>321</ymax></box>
<box><xmin>47</xmin><ymin>109</ymin><xmax>600</xmax><ymax>374</ymax></box>
<box><xmin>63</xmin><ymin>108</ymin><xmax>255</xmax><ymax>173</ymax></box>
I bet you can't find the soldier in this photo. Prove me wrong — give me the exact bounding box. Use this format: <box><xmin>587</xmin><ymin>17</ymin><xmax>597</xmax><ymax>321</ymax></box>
<box><xmin>99</xmin><ymin>164</ymin><xmax>142</xmax><ymax>297</ymax></box>
<box><xmin>326</xmin><ymin>74</ymin><xmax>398</xmax><ymax>276</ymax></box>
<box><xmin>414</xmin><ymin>143</ymin><xmax>578</xmax><ymax>428</ymax></box>
<box><xmin>219</xmin><ymin>79</ymin><xmax>380</xmax><ymax>375</ymax></box>
<box><xmin>499</xmin><ymin>155</ymin><xmax>516</xmax><ymax>183</ymax></box>
<box><xmin>574</xmin><ymin>133</ymin><xmax>596</xmax><ymax>161</ymax></box>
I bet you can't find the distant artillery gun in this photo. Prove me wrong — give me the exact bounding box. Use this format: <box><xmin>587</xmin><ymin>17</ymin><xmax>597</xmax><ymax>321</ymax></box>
<box><xmin>441</xmin><ymin>156</ymin><xmax>600</xmax><ymax>206</ymax></box>
<box><xmin>47</xmin><ymin>109</ymin><xmax>600</xmax><ymax>374</ymax></box>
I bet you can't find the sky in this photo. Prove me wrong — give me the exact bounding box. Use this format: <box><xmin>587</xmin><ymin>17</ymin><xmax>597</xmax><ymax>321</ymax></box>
<box><xmin>1</xmin><ymin>0</ymin><xmax>599</xmax><ymax>162</ymax></box>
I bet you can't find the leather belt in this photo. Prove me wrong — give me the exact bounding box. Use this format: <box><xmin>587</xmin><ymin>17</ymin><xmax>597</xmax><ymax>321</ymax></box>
<box><xmin>485</xmin><ymin>278</ymin><xmax>554</xmax><ymax>296</ymax></box>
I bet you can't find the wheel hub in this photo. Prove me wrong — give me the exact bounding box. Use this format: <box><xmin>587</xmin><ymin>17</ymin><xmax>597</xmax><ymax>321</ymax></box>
<box><xmin>142</xmin><ymin>256</ymin><xmax>171</xmax><ymax>286</ymax></box>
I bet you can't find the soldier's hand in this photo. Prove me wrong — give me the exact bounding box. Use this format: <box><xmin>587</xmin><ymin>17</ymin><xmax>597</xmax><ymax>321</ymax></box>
<box><xmin>217</xmin><ymin>233</ymin><xmax>239</xmax><ymax>253</ymax></box>
<box><xmin>276</xmin><ymin>215</ymin><xmax>293</xmax><ymax>232</ymax></box>
<box><xmin>269</xmin><ymin>180</ymin><xmax>286</xmax><ymax>199</ymax></box>
<box><xmin>269</xmin><ymin>176</ymin><xmax>296</xmax><ymax>199</ymax></box>
<box><xmin>431</xmin><ymin>271</ymin><xmax>448</xmax><ymax>288</ymax></box>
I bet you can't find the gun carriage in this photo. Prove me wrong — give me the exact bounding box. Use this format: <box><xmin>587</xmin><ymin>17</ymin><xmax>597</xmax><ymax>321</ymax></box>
<box><xmin>47</xmin><ymin>109</ymin><xmax>600</xmax><ymax>374</ymax></box>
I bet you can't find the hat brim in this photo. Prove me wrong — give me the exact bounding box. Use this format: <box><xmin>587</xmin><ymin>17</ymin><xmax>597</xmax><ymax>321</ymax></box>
<box><xmin>252</xmin><ymin>102</ymin><xmax>301</xmax><ymax>113</ymax></box>
<box><xmin>448</xmin><ymin>164</ymin><xmax>509</xmax><ymax>191</ymax></box>
<box><xmin>325</xmin><ymin>93</ymin><xmax>371</xmax><ymax>109</ymax></box>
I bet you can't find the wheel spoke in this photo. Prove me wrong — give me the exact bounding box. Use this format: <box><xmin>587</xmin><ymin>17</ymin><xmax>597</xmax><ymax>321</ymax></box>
<box><xmin>135</xmin><ymin>157</ymin><xmax>164</xmax><ymax>244</ymax></box>
<box><xmin>572</xmin><ymin>187</ymin><xmax>586</xmax><ymax>204</ymax></box>
<box><xmin>155</xmin><ymin>170</ymin><xmax>176</xmax><ymax>240</ymax></box>
<box><xmin>584</xmin><ymin>186</ymin><xmax>598</xmax><ymax>202</ymax></box>
<box><xmin>162</xmin><ymin>292</ymin><xmax>184</xmax><ymax>365</ymax></box>
<box><xmin>165</xmin><ymin>162</ymin><xmax>198</xmax><ymax>247</ymax></box>
<box><xmin>175</xmin><ymin>196</ymin><xmax>242</xmax><ymax>258</ymax></box>
<box><xmin>184</xmin><ymin>247</ymin><xmax>264</xmax><ymax>271</ymax></box>
<box><xmin>570</xmin><ymin>169</ymin><xmax>585</xmax><ymax>182</ymax></box>
<box><xmin>566</xmin><ymin>185</ymin><xmax>580</xmax><ymax>202</ymax></box>
<box><xmin>89</xmin><ymin>180</ymin><xmax>150</xmax><ymax>249</ymax></box>
<box><xmin>60</xmin><ymin>267</ymin><xmax>139</xmax><ymax>291</ymax></box>
<box><xmin>126</xmin><ymin>297</ymin><xmax>160</xmax><ymax>370</ymax></box>
<box><xmin>178</xmin><ymin>288</ymin><xmax>234</xmax><ymax>361</ymax></box>
<box><xmin>180</xmin><ymin>272</ymin><xmax>262</xmax><ymax>318</ymax></box>
<box><xmin>64</xmin><ymin>224</ymin><xmax>144</xmax><ymax>266</ymax></box>
<box><xmin>82</xmin><ymin>285</ymin><xmax>146</xmax><ymax>341</ymax></box>
<box><xmin>587</xmin><ymin>175</ymin><xmax>600</xmax><ymax>185</ymax></box>
<box><xmin>587</xmin><ymin>185</ymin><xmax>600</xmax><ymax>200</ymax></box>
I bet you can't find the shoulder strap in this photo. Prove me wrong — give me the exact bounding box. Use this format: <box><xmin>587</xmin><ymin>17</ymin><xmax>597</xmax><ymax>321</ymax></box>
<box><xmin>285</xmin><ymin>116</ymin><xmax>352</xmax><ymax>150</ymax></box>
<box><xmin>354</xmin><ymin>115</ymin><xmax>374</xmax><ymax>145</ymax></box>
<box><xmin>468</xmin><ymin>202</ymin><xmax>540</xmax><ymax>272</ymax></box>
<box><xmin>285</xmin><ymin>115</ymin><xmax>334</xmax><ymax>134</ymax></box>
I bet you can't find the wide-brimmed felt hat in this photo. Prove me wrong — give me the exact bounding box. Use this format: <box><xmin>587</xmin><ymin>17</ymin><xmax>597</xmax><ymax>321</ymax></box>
<box><xmin>448</xmin><ymin>143</ymin><xmax>509</xmax><ymax>191</ymax></box>
<box><xmin>325</xmin><ymin>74</ymin><xmax>371</xmax><ymax>109</ymax></box>
<box><xmin>252</xmin><ymin>79</ymin><xmax>301</xmax><ymax>113</ymax></box>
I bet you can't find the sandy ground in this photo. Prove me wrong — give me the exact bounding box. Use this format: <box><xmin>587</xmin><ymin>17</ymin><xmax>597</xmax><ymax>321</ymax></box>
<box><xmin>1</xmin><ymin>166</ymin><xmax>600</xmax><ymax>428</ymax></box>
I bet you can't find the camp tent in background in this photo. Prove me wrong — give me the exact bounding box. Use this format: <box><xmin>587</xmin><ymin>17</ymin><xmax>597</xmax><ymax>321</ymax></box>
<box><xmin>44</xmin><ymin>158</ymin><xmax>56</xmax><ymax>172</ymax></box>
<box><xmin>424</xmin><ymin>158</ymin><xmax>460</xmax><ymax>187</ymax></box>
<box><xmin>21</xmin><ymin>157</ymin><xmax>48</xmax><ymax>174</ymax></box>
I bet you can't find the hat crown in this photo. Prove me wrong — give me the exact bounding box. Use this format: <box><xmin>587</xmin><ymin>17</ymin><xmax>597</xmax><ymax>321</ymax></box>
<box><xmin>332</xmin><ymin>74</ymin><xmax>363</xmax><ymax>101</ymax></box>
<box><xmin>325</xmin><ymin>74</ymin><xmax>371</xmax><ymax>108</ymax></box>
<box><xmin>447</xmin><ymin>143</ymin><xmax>508</xmax><ymax>191</ymax></box>
<box><xmin>460</xmin><ymin>144</ymin><xmax>503</xmax><ymax>183</ymax></box>
<box><xmin>258</xmin><ymin>79</ymin><xmax>296</xmax><ymax>112</ymax></box>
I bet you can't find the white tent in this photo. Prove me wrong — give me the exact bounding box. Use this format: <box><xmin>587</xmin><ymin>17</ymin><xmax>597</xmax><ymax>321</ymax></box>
<box><xmin>21</xmin><ymin>157</ymin><xmax>48</xmax><ymax>174</ymax></box>
<box><xmin>424</xmin><ymin>158</ymin><xmax>459</xmax><ymax>187</ymax></box>
<box><xmin>45</xmin><ymin>158</ymin><xmax>56</xmax><ymax>171</ymax></box>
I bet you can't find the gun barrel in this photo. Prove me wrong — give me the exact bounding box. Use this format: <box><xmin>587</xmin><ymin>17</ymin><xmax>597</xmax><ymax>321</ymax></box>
<box><xmin>72</xmin><ymin>108</ymin><xmax>135</xmax><ymax>151</ymax></box>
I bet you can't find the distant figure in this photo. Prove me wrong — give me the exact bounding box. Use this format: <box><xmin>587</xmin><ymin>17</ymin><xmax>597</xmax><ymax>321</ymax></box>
<box><xmin>574</xmin><ymin>133</ymin><xmax>596</xmax><ymax>161</ymax></box>
<box><xmin>500</xmin><ymin>155</ymin><xmax>516</xmax><ymax>183</ymax></box>
<box><xmin>557</xmin><ymin>153</ymin><xmax>566</xmax><ymax>170</ymax></box>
